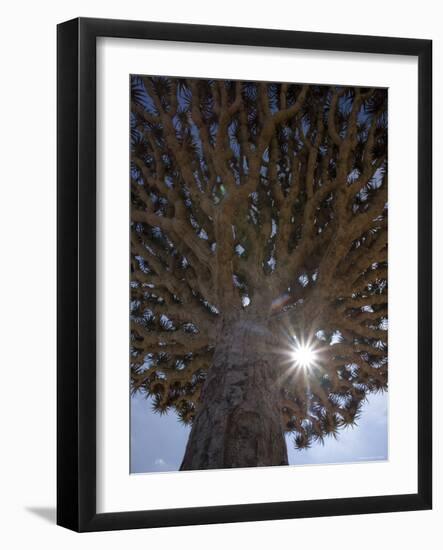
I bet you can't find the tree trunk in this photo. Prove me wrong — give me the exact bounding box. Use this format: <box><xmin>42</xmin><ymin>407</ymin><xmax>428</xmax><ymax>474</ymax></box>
<box><xmin>180</xmin><ymin>317</ymin><xmax>288</xmax><ymax>470</ymax></box>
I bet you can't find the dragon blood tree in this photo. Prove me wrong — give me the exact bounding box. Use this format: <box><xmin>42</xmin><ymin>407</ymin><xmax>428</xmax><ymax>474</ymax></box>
<box><xmin>130</xmin><ymin>76</ymin><xmax>388</xmax><ymax>470</ymax></box>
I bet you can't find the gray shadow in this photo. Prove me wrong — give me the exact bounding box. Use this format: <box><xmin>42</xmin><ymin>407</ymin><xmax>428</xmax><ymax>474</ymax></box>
<box><xmin>26</xmin><ymin>507</ymin><xmax>56</xmax><ymax>524</ymax></box>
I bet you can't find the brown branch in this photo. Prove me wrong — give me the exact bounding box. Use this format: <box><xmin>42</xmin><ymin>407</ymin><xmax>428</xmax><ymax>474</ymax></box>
<box><xmin>131</xmin><ymin>321</ymin><xmax>212</xmax><ymax>354</ymax></box>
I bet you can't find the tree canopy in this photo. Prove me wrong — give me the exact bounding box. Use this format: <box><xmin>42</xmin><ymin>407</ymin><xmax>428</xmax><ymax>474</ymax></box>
<box><xmin>130</xmin><ymin>76</ymin><xmax>388</xmax><ymax>450</ymax></box>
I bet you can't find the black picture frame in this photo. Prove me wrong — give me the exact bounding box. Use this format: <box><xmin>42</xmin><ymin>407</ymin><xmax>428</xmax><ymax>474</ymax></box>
<box><xmin>57</xmin><ymin>17</ymin><xmax>432</xmax><ymax>532</ymax></box>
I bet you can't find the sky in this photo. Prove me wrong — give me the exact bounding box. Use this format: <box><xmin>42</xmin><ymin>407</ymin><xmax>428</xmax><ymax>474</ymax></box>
<box><xmin>130</xmin><ymin>390</ymin><xmax>388</xmax><ymax>473</ymax></box>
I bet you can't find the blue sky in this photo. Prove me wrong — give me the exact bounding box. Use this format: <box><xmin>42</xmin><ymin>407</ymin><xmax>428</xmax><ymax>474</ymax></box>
<box><xmin>130</xmin><ymin>390</ymin><xmax>388</xmax><ymax>473</ymax></box>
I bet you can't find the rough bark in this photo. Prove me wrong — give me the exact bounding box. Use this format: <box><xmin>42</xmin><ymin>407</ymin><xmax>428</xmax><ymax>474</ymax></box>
<box><xmin>180</xmin><ymin>316</ymin><xmax>288</xmax><ymax>470</ymax></box>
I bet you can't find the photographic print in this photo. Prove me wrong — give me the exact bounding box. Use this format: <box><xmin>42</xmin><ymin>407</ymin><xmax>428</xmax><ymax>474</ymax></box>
<box><xmin>130</xmin><ymin>76</ymin><xmax>388</xmax><ymax>473</ymax></box>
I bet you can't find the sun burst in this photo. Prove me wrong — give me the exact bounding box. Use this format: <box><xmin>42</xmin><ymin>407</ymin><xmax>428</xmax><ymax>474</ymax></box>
<box><xmin>290</xmin><ymin>341</ymin><xmax>318</xmax><ymax>369</ymax></box>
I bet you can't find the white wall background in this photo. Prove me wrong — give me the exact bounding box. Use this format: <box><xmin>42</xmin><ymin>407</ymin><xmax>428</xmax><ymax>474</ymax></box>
<box><xmin>0</xmin><ymin>0</ymin><xmax>440</xmax><ymax>547</ymax></box>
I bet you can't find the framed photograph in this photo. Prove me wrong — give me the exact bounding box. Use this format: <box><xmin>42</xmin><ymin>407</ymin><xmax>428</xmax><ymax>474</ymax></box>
<box><xmin>57</xmin><ymin>17</ymin><xmax>432</xmax><ymax>532</ymax></box>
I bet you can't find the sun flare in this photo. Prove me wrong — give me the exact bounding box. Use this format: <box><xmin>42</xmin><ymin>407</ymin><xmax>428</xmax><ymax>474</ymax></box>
<box><xmin>290</xmin><ymin>341</ymin><xmax>318</xmax><ymax>370</ymax></box>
